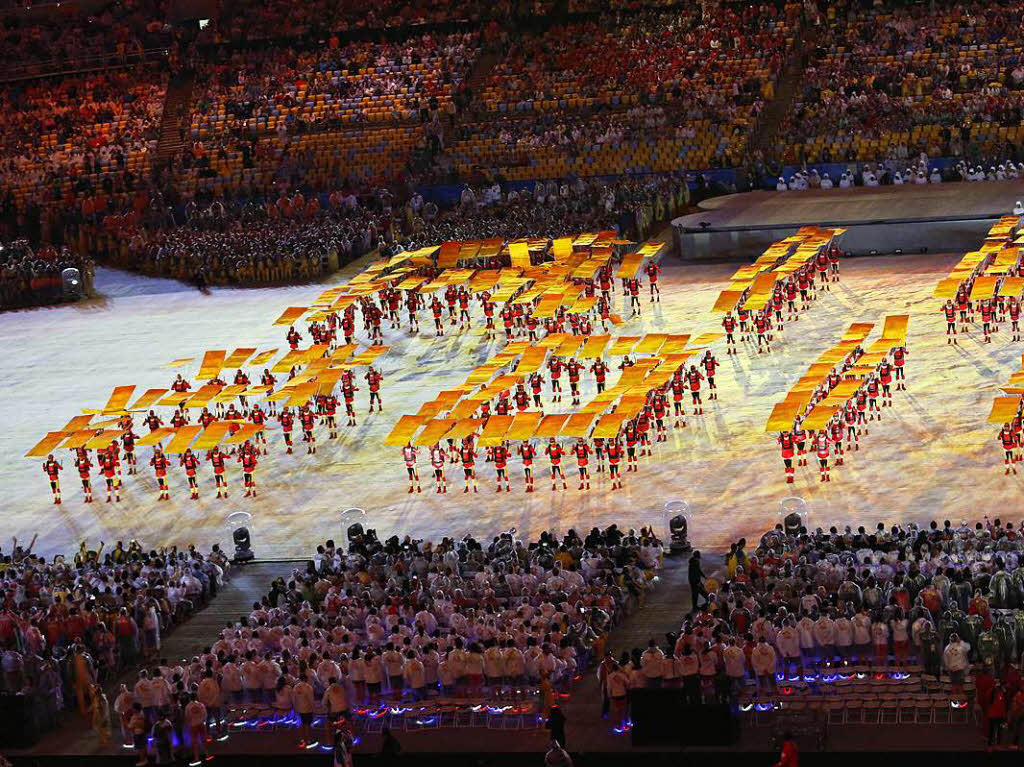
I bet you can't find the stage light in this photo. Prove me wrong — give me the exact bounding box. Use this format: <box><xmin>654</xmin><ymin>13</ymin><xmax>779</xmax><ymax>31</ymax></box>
<box><xmin>894</xmin><ymin>249</ymin><xmax>903</xmax><ymax>255</ymax></box>
<box><xmin>232</xmin><ymin>526</ymin><xmax>254</xmax><ymax>563</ymax></box>
<box><xmin>62</xmin><ymin>267</ymin><xmax>82</xmax><ymax>299</ymax></box>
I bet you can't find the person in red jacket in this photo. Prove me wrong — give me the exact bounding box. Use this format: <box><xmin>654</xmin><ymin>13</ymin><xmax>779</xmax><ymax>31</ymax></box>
<box><xmin>722</xmin><ymin>312</ymin><xmax>737</xmax><ymax>354</ymax></box>
<box><xmin>180</xmin><ymin>448</ymin><xmax>201</xmax><ymax>500</ymax></box>
<box><xmin>778</xmin><ymin>432</ymin><xmax>795</xmax><ymax>484</ymax></box>
<box><xmin>459</xmin><ymin>442</ymin><xmax>478</xmax><ymax>494</ymax></box>
<box><xmin>238</xmin><ymin>444</ymin><xmax>259</xmax><ymax>497</ymax></box>
<box><xmin>322</xmin><ymin>395</ymin><xmax>339</xmax><ymax>439</ymax></box>
<box><xmin>813</xmin><ymin>432</ymin><xmax>830</xmax><ymax>483</ymax></box>
<box><xmin>96</xmin><ymin>448</ymin><xmax>119</xmax><ymax>503</ymax></box>
<box><xmin>572</xmin><ymin>439</ymin><xmax>591</xmax><ymax>490</ymax></box>
<box><xmin>121</xmin><ymin>426</ymin><xmax>138</xmax><ymax>475</ymax></box>
<box><xmin>686</xmin><ymin>365</ymin><xmax>705</xmax><ymax>414</ymax></box>
<box><xmin>279</xmin><ymin>406</ymin><xmax>295</xmax><ymax>453</ymax></box>
<box><xmin>645</xmin><ymin>261</ymin><xmax>661</xmax><ymax>302</ymax></box>
<box><xmin>75</xmin><ymin>451</ymin><xmax>94</xmax><ymax>503</ymax></box>
<box><xmin>519</xmin><ymin>442</ymin><xmax>536</xmax><ymax>492</ymax></box>
<box><xmin>401</xmin><ymin>444</ymin><xmax>422</xmax><ymax>493</ymax></box>
<box><xmin>545</xmin><ymin>438</ymin><xmax>567</xmax><ymax>491</ymax></box>
<box><xmin>150</xmin><ymin>448</ymin><xmax>171</xmax><ymax>500</ymax></box>
<box><xmin>701</xmin><ymin>351</ymin><xmax>719</xmax><ymax>401</ymax></box>
<box><xmin>606</xmin><ymin>438</ymin><xmax>623</xmax><ymax>490</ymax></box>
<box><xmin>207</xmin><ymin>446</ymin><xmax>229</xmax><ymax>497</ymax></box>
<box><xmin>365</xmin><ymin>367</ymin><xmax>383</xmax><ymax>412</ymax></box>
<box><xmin>492</xmin><ymin>443</ymin><xmax>511</xmax><ymax>492</ymax></box>
<box><xmin>43</xmin><ymin>454</ymin><xmax>63</xmax><ymax>504</ymax></box>
<box><xmin>299</xmin><ymin>405</ymin><xmax>317</xmax><ymax>454</ymax></box>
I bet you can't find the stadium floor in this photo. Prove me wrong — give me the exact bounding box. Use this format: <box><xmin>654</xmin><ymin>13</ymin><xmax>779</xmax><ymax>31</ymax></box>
<box><xmin>1</xmin><ymin>250</ymin><xmax>1014</xmax><ymax>561</ymax></box>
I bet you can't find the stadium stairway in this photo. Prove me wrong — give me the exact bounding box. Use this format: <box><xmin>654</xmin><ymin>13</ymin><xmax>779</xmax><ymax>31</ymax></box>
<box><xmin>747</xmin><ymin>20</ymin><xmax>819</xmax><ymax>157</ymax></box>
<box><xmin>154</xmin><ymin>70</ymin><xmax>196</xmax><ymax>170</ymax></box>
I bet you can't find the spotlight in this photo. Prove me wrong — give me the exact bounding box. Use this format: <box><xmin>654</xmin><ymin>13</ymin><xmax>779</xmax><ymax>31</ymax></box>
<box><xmin>232</xmin><ymin>526</ymin><xmax>254</xmax><ymax>563</ymax></box>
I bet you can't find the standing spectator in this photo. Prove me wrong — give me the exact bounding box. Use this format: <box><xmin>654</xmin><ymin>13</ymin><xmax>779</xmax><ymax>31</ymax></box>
<box><xmin>773</xmin><ymin>730</ymin><xmax>798</xmax><ymax>767</ymax></box>
<box><xmin>184</xmin><ymin>693</ymin><xmax>208</xmax><ymax>764</ymax></box>
<box><xmin>943</xmin><ymin>633</ymin><xmax>971</xmax><ymax>700</ymax></box>
<box><xmin>988</xmin><ymin>682</ymin><xmax>1008</xmax><ymax>747</ymax></box>
<box><xmin>546</xmin><ymin>704</ymin><xmax>567</xmax><ymax>747</ymax></box>
<box><xmin>89</xmin><ymin>684</ymin><xmax>111</xmax><ymax>746</ymax></box>
<box><xmin>688</xmin><ymin>552</ymin><xmax>707</xmax><ymax>611</ymax></box>
<box><xmin>292</xmin><ymin>673</ymin><xmax>316</xmax><ymax>749</ymax></box>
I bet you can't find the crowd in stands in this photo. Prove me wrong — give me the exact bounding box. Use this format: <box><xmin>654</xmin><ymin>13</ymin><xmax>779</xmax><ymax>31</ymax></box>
<box><xmin>204</xmin><ymin>0</ymin><xmax>533</xmax><ymax>43</ymax></box>
<box><xmin>0</xmin><ymin>239</ymin><xmax>92</xmax><ymax>309</ymax></box>
<box><xmin>0</xmin><ymin>66</ymin><xmax>167</xmax><ymax>236</ymax></box>
<box><xmin>111</xmin><ymin>524</ymin><xmax>660</xmax><ymax>751</ymax></box>
<box><xmin>775</xmin><ymin>0</ymin><xmax>1024</xmax><ymax>166</ymax></box>
<box><xmin>771</xmin><ymin>157</ymin><xmax>1024</xmax><ymax>191</ymax></box>
<box><xmin>607</xmin><ymin>517</ymin><xmax>1024</xmax><ymax>744</ymax></box>
<box><xmin>0</xmin><ymin>536</ymin><xmax>230</xmax><ymax>740</ymax></box>
<box><xmin>0</xmin><ymin>0</ymin><xmax>171</xmax><ymax>76</ymax></box>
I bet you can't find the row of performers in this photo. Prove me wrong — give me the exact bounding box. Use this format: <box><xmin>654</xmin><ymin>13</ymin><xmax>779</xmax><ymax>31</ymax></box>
<box><xmin>777</xmin><ymin>348</ymin><xmax>907</xmax><ymax>483</ymax></box>
<box><xmin>941</xmin><ymin>294</ymin><xmax>1024</xmax><ymax>344</ymax></box>
<box><xmin>40</xmin><ymin>354</ymin><xmax>723</xmax><ymax>502</ymax></box>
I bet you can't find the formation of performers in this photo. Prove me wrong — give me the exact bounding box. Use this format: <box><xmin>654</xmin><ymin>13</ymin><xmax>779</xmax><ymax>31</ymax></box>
<box><xmin>721</xmin><ymin>245</ymin><xmax>841</xmax><ymax>355</ymax></box>
<box><xmin>398</xmin><ymin>350</ymin><xmax>720</xmax><ymax>494</ymax></box>
<box><xmin>942</xmin><ymin>287</ymin><xmax>1022</xmax><ymax>345</ymax></box>
<box><xmin>776</xmin><ymin>345</ymin><xmax>907</xmax><ymax>484</ymax></box>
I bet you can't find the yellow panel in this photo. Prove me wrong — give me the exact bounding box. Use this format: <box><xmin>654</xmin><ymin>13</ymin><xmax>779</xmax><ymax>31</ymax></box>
<box><xmin>223</xmin><ymin>348</ymin><xmax>257</xmax><ymax>368</ymax></box>
<box><xmin>184</xmin><ymin>384</ymin><xmax>224</xmax><ymax>409</ymax></box>
<box><xmin>689</xmin><ymin>333</ymin><xmax>723</xmax><ymax>347</ymax></box>
<box><xmin>445</xmin><ymin>418</ymin><xmax>485</xmax><ymax>441</ymax></box>
<box><xmin>560</xmin><ymin>412</ymin><xmax>596</xmax><ymax>438</ymax></box>
<box><xmin>841</xmin><ymin>323</ymin><xmax>875</xmax><ymax>341</ymax></box>
<box><xmin>970</xmin><ymin>276</ymin><xmax>999</xmax><ymax>302</ymax></box>
<box><xmin>505</xmin><ymin>411</ymin><xmax>543</xmax><ymax>441</ymax></box>
<box><xmin>534</xmin><ymin>414</ymin><xmax>569</xmax><ymax>439</ymax></box>
<box><xmin>765</xmin><ymin>402</ymin><xmax>801</xmax><ymax>432</ymax></box>
<box><xmin>660</xmin><ymin>335</ymin><xmax>691</xmax><ymax>354</ymax></box>
<box><xmin>129</xmin><ymin>388</ymin><xmax>169</xmax><ymax>412</ymax></box>
<box><xmin>989</xmin><ymin>396</ymin><xmax>1023</xmax><ymax>423</ymax></box>
<box><xmin>881</xmin><ymin>314</ymin><xmax>910</xmax><ymax>341</ymax></box>
<box><xmin>933</xmin><ymin>274</ymin><xmax>962</xmax><ymax>299</ymax></box>
<box><xmin>413</xmin><ymin>418</ymin><xmax>456</xmax><ymax>446</ymax></box>
<box><xmin>802</xmin><ymin>406</ymin><xmax>840</xmax><ymax>432</ymax></box>
<box><xmin>273</xmin><ymin>306</ymin><xmax>308</xmax><ymax>325</ymax></box>
<box><xmin>592</xmin><ymin>413</ymin><xmax>628</xmax><ymax>438</ymax></box>
<box><xmin>62</xmin><ymin>415</ymin><xmax>94</xmax><ymax>432</ymax></box>
<box><xmin>136</xmin><ymin>428</ymin><xmax>176</xmax><ymax>447</ymax></box>
<box><xmin>223</xmin><ymin>423</ymin><xmax>263</xmax><ymax>446</ymax></box>
<box><xmin>634</xmin><ymin>334</ymin><xmax>668</xmax><ymax>354</ymax></box>
<box><xmin>385</xmin><ymin>415</ymin><xmax>425</xmax><ymax>447</ymax></box>
<box><xmin>555</xmin><ymin>337</ymin><xmax>583</xmax><ymax>358</ymax></box>
<box><xmin>608</xmin><ymin>336</ymin><xmax>641</xmax><ymax>356</ymax></box>
<box><xmin>579</xmin><ymin>335</ymin><xmax>610</xmax><ymax>359</ymax></box>
<box><xmin>26</xmin><ymin>431</ymin><xmax>70</xmax><ymax>458</ymax></box>
<box><xmin>164</xmin><ymin>357</ymin><xmax>195</xmax><ymax>368</ymax></box>
<box><xmin>478</xmin><ymin>414</ymin><xmax>514</xmax><ymax>447</ymax></box>
<box><xmin>711</xmin><ymin>290</ymin><xmax>743</xmax><ymax>312</ymax></box>
<box><xmin>193</xmin><ymin>422</ymin><xmax>233</xmax><ymax>451</ymax></box>
<box><xmin>617</xmin><ymin>253</ymin><xmax>644</xmax><ymax>279</ymax></box>
<box><xmin>84</xmin><ymin>429</ymin><xmax>124</xmax><ymax>450</ymax></box>
<box><xmin>449</xmin><ymin>400</ymin><xmax>482</xmax><ymax>420</ymax></box>
<box><xmin>163</xmin><ymin>425</ymin><xmax>203</xmax><ymax>454</ymax></box>
<box><xmin>517</xmin><ymin>346</ymin><xmax>549</xmax><ymax>374</ymax></box>
<box><xmin>509</xmin><ymin>241</ymin><xmax>531</xmax><ymax>270</ymax></box>
<box><xmin>98</xmin><ymin>386</ymin><xmax>135</xmax><ymax>414</ymax></box>
<box><xmin>197</xmin><ymin>350</ymin><xmax>227</xmax><ymax>380</ymax></box>
<box><xmin>552</xmin><ymin>237</ymin><xmax>573</xmax><ymax>260</ymax></box>
<box><xmin>1000</xmin><ymin>277</ymin><xmax>1024</xmax><ymax>298</ymax></box>
<box><xmin>283</xmin><ymin>383</ymin><xmax>318</xmax><ymax>408</ymax></box>
<box><xmin>211</xmin><ymin>384</ymin><xmax>248</xmax><ymax>404</ymax></box>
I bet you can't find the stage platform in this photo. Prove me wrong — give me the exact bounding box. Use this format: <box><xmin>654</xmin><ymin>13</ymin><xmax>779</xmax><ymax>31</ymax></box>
<box><xmin>2</xmin><ymin>249</ymin><xmax>1022</xmax><ymax>562</ymax></box>
<box><xmin>674</xmin><ymin>179</ymin><xmax>1024</xmax><ymax>258</ymax></box>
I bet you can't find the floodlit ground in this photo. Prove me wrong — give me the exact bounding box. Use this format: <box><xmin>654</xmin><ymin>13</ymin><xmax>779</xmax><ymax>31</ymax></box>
<box><xmin>0</xmin><ymin>251</ymin><xmax>1014</xmax><ymax>559</ymax></box>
